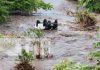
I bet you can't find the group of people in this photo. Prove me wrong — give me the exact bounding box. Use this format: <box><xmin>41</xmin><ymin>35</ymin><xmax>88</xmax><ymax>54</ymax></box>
<box><xmin>36</xmin><ymin>19</ymin><xmax>58</xmax><ymax>30</ymax></box>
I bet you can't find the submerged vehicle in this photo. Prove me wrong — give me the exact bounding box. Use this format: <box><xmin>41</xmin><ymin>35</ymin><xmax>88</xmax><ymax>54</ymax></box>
<box><xmin>36</xmin><ymin>19</ymin><xmax>58</xmax><ymax>30</ymax></box>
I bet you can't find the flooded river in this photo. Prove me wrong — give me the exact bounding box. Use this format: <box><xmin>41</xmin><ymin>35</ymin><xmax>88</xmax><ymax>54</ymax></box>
<box><xmin>0</xmin><ymin>0</ymin><xmax>100</xmax><ymax>70</ymax></box>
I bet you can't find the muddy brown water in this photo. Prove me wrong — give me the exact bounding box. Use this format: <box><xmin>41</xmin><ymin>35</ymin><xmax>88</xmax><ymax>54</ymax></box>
<box><xmin>0</xmin><ymin>0</ymin><xmax>100</xmax><ymax>70</ymax></box>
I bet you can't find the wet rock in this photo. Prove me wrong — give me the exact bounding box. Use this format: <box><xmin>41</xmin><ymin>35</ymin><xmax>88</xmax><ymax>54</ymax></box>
<box><xmin>89</xmin><ymin>57</ymin><xmax>93</xmax><ymax>61</ymax></box>
<box><xmin>65</xmin><ymin>39</ymin><xmax>77</xmax><ymax>44</ymax></box>
<box><xmin>84</xmin><ymin>47</ymin><xmax>92</xmax><ymax>51</ymax></box>
<box><xmin>62</xmin><ymin>52</ymin><xmax>75</xmax><ymax>57</ymax></box>
<box><xmin>60</xmin><ymin>33</ymin><xmax>72</xmax><ymax>37</ymax></box>
<box><xmin>45</xmin><ymin>54</ymin><xmax>53</xmax><ymax>59</ymax></box>
<box><xmin>4</xmin><ymin>25</ymin><xmax>11</xmax><ymax>28</ymax></box>
<box><xmin>0</xmin><ymin>54</ymin><xmax>9</xmax><ymax>60</ymax></box>
<box><xmin>78</xmin><ymin>52</ymin><xmax>86</xmax><ymax>56</ymax></box>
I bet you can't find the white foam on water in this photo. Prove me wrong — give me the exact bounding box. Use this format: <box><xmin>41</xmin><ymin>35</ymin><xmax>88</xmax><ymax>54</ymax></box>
<box><xmin>35</xmin><ymin>24</ymin><xmax>45</xmax><ymax>29</ymax></box>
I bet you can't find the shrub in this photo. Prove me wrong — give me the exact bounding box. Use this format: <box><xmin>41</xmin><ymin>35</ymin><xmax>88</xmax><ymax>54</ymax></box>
<box><xmin>32</xmin><ymin>29</ymin><xmax>44</xmax><ymax>59</ymax></box>
<box><xmin>0</xmin><ymin>0</ymin><xmax>53</xmax><ymax>23</ymax></box>
<box><xmin>53</xmin><ymin>59</ymin><xmax>76</xmax><ymax>70</ymax></box>
<box><xmin>93</xmin><ymin>33</ymin><xmax>100</xmax><ymax>48</ymax></box>
<box><xmin>15</xmin><ymin>48</ymin><xmax>34</xmax><ymax>70</ymax></box>
<box><xmin>89</xmin><ymin>33</ymin><xmax>100</xmax><ymax>65</ymax></box>
<box><xmin>0</xmin><ymin>0</ymin><xmax>9</xmax><ymax>23</ymax></box>
<box><xmin>89</xmin><ymin>50</ymin><xmax>100</xmax><ymax>65</ymax></box>
<box><xmin>33</xmin><ymin>29</ymin><xmax>44</xmax><ymax>38</ymax></box>
<box><xmin>23</xmin><ymin>28</ymin><xmax>44</xmax><ymax>59</ymax></box>
<box><xmin>8</xmin><ymin>0</ymin><xmax>53</xmax><ymax>14</ymax></box>
<box><xmin>90</xmin><ymin>50</ymin><xmax>100</xmax><ymax>60</ymax></box>
<box><xmin>79</xmin><ymin>0</ymin><xmax>100</xmax><ymax>12</ymax></box>
<box><xmin>53</xmin><ymin>59</ymin><xmax>100</xmax><ymax>70</ymax></box>
<box><xmin>23</xmin><ymin>28</ymin><xmax>44</xmax><ymax>38</ymax></box>
<box><xmin>76</xmin><ymin>10</ymin><xmax>96</xmax><ymax>28</ymax></box>
<box><xmin>18</xmin><ymin>48</ymin><xmax>33</xmax><ymax>63</ymax></box>
<box><xmin>93</xmin><ymin>42</ymin><xmax>100</xmax><ymax>48</ymax></box>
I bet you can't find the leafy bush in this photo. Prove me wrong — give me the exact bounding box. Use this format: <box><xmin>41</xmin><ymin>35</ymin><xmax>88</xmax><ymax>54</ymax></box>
<box><xmin>93</xmin><ymin>42</ymin><xmax>100</xmax><ymax>48</ymax></box>
<box><xmin>0</xmin><ymin>0</ymin><xmax>9</xmax><ymax>23</ymax></box>
<box><xmin>18</xmin><ymin>48</ymin><xmax>33</xmax><ymax>63</ymax></box>
<box><xmin>32</xmin><ymin>29</ymin><xmax>44</xmax><ymax>59</ymax></box>
<box><xmin>0</xmin><ymin>0</ymin><xmax>53</xmax><ymax>23</ymax></box>
<box><xmin>90</xmin><ymin>50</ymin><xmax>100</xmax><ymax>60</ymax></box>
<box><xmin>23</xmin><ymin>28</ymin><xmax>44</xmax><ymax>38</ymax></box>
<box><xmin>53</xmin><ymin>59</ymin><xmax>100</xmax><ymax>70</ymax></box>
<box><xmin>53</xmin><ymin>59</ymin><xmax>76</xmax><ymax>70</ymax></box>
<box><xmin>15</xmin><ymin>48</ymin><xmax>34</xmax><ymax>70</ymax></box>
<box><xmin>93</xmin><ymin>33</ymin><xmax>100</xmax><ymax>48</ymax></box>
<box><xmin>33</xmin><ymin>29</ymin><xmax>44</xmax><ymax>38</ymax></box>
<box><xmin>89</xmin><ymin>33</ymin><xmax>100</xmax><ymax>65</ymax></box>
<box><xmin>23</xmin><ymin>29</ymin><xmax>44</xmax><ymax>59</ymax></box>
<box><xmin>89</xmin><ymin>50</ymin><xmax>100</xmax><ymax>65</ymax></box>
<box><xmin>76</xmin><ymin>10</ymin><xmax>96</xmax><ymax>27</ymax></box>
<box><xmin>79</xmin><ymin>0</ymin><xmax>100</xmax><ymax>12</ymax></box>
<box><xmin>8</xmin><ymin>0</ymin><xmax>53</xmax><ymax>14</ymax></box>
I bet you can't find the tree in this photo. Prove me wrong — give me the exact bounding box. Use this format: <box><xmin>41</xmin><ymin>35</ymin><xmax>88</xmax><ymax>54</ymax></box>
<box><xmin>9</xmin><ymin>0</ymin><xmax>53</xmax><ymax>14</ymax></box>
<box><xmin>0</xmin><ymin>0</ymin><xmax>53</xmax><ymax>23</ymax></box>
<box><xmin>0</xmin><ymin>0</ymin><xmax>10</xmax><ymax>23</ymax></box>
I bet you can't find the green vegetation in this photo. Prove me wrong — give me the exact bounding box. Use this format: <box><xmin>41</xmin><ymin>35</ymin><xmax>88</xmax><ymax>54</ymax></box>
<box><xmin>93</xmin><ymin>33</ymin><xmax>100</xmax><ymax>48</ymax></box>
<box><xmin>0</xmin><ymin>41</ymin><xmax>15</xmax><ymax>48</ymax></box>
<box><xmin>90</xmin><ymin>50</ymin><xmax>100</xmax><ymax>60</ymax></box>
<box><xmin>53</xmin><ymin>59</ymin><xmax>100</xmax><ymax>70</ymax></box>
<box><xmin>9</xmin><ymin>0</ymin><xmax>53</xmax><ymax>13</ymax></box>
<box><xmin>32</xmin><ymin>29</ymin><xmax>44</xmax><ymax>38</ymax></box>
<box><xmin>18</xmin><ymin>48</ymin><xmax>33</xmax><ymax>63</ymax></box>
<box><xmin>89</xmin><ymin>50</ymin><xmax>100</xmax><ymax>65</ymax></box>
<box><xmin>76</xmin><ymin>10</ymin><xmax>96</xmax><ymax>28</ymax></box>
<box><xmin>32</xmin><ymin>29</ymin><xmax>44</xmax><ymax>59</ymax></box>
<box><xmin>23</xmin><ymin>28</ymin><xmax>35</xmax><ymax>37</ymax></box>
<box><xmin>0</xmin><ymin>0</ymin><xmax>53</xmax><ymax>23</ymax></box>
<box><xmin>15</xmin><ymin>48</ymin><xmax>34</xmax><ymax>70</ymax></box>
<box><xmin>93</xmin><ymin>42</ymin><xmax>100</xmax><ymax>48</ymax></box>
<box><xmin>24</xmin><ymin>28</ymin><xmax>44</xmax><ymax>59</ymax></box>
<box><xmin>79</xmin><ymin>0</ymin><xmax>100</xmax><ymax>12</ymax></box>
<box><xmin>0</xmin><ymin>33</ymin><xmax>17</xmax><ymax>38</ymax></box>
<box><xmin>0</xmin><ymin>0</ymin><xmax>10</xmax><ymax>23</ymax></box>
<box><xmin>53</xmin><ymin>32</ymin><xmax>100</xmax><ymax>70</ymax></box>
<box><xmin>23</xmin><ymin>28</ymin><xmax>44</xmax><ymax>38</ymax></box>
<box><xmin>89</xmin><ymin>33</ymin><xmax>100</xmax><ymax>65</ymax></box>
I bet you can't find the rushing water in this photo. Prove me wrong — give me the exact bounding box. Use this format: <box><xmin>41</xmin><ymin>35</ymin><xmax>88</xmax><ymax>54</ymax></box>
<box><xmin>0</xmin><ymin>0</ymin><xmax>100</xmax><ymax>70</ymax></box>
